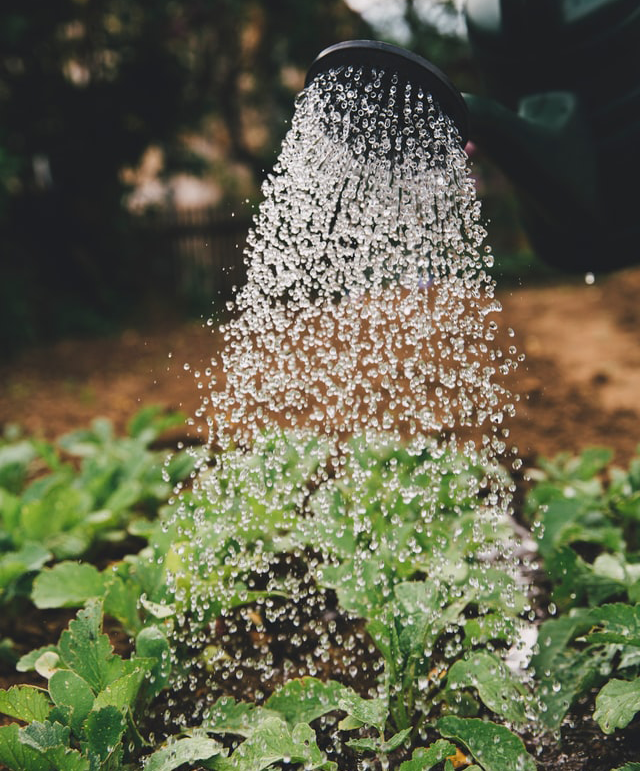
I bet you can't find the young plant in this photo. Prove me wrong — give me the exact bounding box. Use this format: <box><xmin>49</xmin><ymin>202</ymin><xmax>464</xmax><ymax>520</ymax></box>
<box><xmin>528</xmin><ymin>445</ymin><xmax>640</xmax><ymax>737</ymax></box>
<box><xmin>0</xmin><ymin>600</ymin><xmax>171</xmax><ymax>770</ymax></box>
<box><xmin>0</xmin><ymin>406</ymin><xmax>194</xmax><ymax>606</ymax></box>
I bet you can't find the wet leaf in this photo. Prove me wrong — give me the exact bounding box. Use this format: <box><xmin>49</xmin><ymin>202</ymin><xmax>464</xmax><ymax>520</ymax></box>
<box><xmin>202</xmin><ymin>697</ymin><xmax>278</xmax><ymax>738</ymax></box>
<box><xmin>347</xmin><ymin>727</ymin><xmax>411</xmax><ymax>754</ymax></box>
<box><xmin>83</xmin><ymin>705</ymin><xmax>126</xmax><ymax>762</ymax></box>
<box><xmin>92</xmin><ymin>663</ymin><xmax>150</xmax><ymax>712</ymax></box>
<box><xmin>144</xmin><ymin>735</ymin><xmax>226</xmax><ymax>771</ymax></box>
<box><xmin>0</xmin><ymin>685</ymin><xmax>52</xmax><ymax>723</ymax></box>
<box><xmin>594</xmin><ymin>678</ymin><xmax>640</xmax><ymax>733</ymax></box>
<box><xmin>585</xmin><ymin>603</ymin><xmax>640</xmax><ymax>647</ymax></box>
<box><xmin>21</xmin><ymin>719</ymin><xmax>70</xmax><ymax>751</ymax></box>
<box><xmin>337</xmin><ymin>691</ymin><xmax>388</xmax><ymax>732</ymax></box>
<box><xmin>530</xmin><ymin>611</ymin><xmax>608</xmax><ymax>729</ymax></box>
<box><xmin>57</xmin><ymin>600</ymin><xmax>123</xmax><ymax>692</ymax></box>
<box><xmin>135</xmin><ymin>626</ymin><xmax>172</xmax><ymax>700</ymax></box>
<box><xmin>0</xmin><ymin>723</ymin><xmax>53</xmax><ymax>771</ymax></box>
<box><xmin>0</xmin><ymin>722</ymin><xmax>89</xmax><ymax>771</ymax></box>
<box><xmin>398</xmin><ymin>739</ymin><xmax>457</xmax><ymax>771</ymax></box>
<box><xmin>445</xmin><ymin>650</ymin><xmax>526</xmax><ymax>724</ymax></box>
<box><xmin>49</xmin><ymin>670</ymin><xmax>94</xmax><ymax>734</ymax></box>
<box><xmin>103</xmin><ymin>574</ymin><xmax>142</xmax><ymax>635</ymax></box>
<box><xmin>437</xmin><ymin>716</ymin><xmax>536</xmax><ymax>771</ymax></box>
<box><xmin>0</xmin><ymin>542</ymin><xmax>52</xmax><ymax>593</ymax></box>
<box><xmin>222</xmin><ymin>716</ymin><xmax>329</xmax><ymax>770</ymax></box>
<box><xmin>265</xmin><ymin>677</ymin><xmax>353</xmax><ymax>726</ymax></box>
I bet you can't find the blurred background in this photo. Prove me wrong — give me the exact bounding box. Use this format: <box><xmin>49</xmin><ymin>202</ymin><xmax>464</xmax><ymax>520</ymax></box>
<box><xmin>2</xmin><ymin>0</ymin><xmax>640</xmax><ymax>465</ymax></box>
<box><xmin>0</xmin><ymin>0</ymin><xmax>537</xmax><ymax>357</ymax></box>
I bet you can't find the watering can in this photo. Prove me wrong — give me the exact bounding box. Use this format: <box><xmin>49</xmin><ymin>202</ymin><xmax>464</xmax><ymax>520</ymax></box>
<box><xmin>306</xmin><ymin>0</ymin><xmax>640</xmax><ymax>273</ymax></box>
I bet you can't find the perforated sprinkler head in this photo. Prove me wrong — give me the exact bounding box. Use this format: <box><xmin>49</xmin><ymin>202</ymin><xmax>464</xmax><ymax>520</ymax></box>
<box><xmin>305</xmin><ymin>40</ymin><xmax>469</xmax><ymax>147</ymax></box>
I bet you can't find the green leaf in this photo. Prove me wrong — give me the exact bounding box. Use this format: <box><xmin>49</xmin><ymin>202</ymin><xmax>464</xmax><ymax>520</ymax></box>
<box><xmin>0</xmin><ymin>543</ymin><xmax>52</xmax><ymax>593</ymax></box>
<box><xmin>437</xmin><ymin>717</ymin><xmax>536</xmax><ymax>771</ymax></box>
<box><xmin>337</xmin><ymin>692</ymin><xmax>388</xmax><ymax>732</ymax></box>
<box><xmin>20</xmin><ymin>484</ymin><xmax>92</xmax><ymax>557</ymax></box>
<box><xmin>366</xmin><ymin>606</ymin><xmax>401</xmax><ymax>678</ymax></box>
<box><xmin>135</xmin><ymin>626</ymin><xmax>172</xmax><ymax>700</ymax></box>
<box><xmin>347</xmin><ymin>728</ymin><xmax>411</xmax><ymax>754</ymax></box>
<box><xmin>463</xmin><ymin>614</ymin><xmax>517</xmax><ymax>648</ymax></box>
<box><xmin>536</xmin><ymin>646</ymin><xmax>608</xmax><ymax>730</ymax></box>
<box><xmin>317</xmin><ymin>558</ymin><xmax>389</xmax><ymax>618</ymax></box>
<box><xmin>585</xmin><ymin>603</ymin><xmax>640</xmax><ymax>647</ymax></box>
<box><xmin>83</xmin><ymin>706</ymin><xmax>126</xmax><ymax>762</ymax></box>
<box><xmin>32</xmin><ymin>562</ymin><xmax>106</xmax><ymax>609</ymax></box>
<box><xmin>265</xmin><ymin>677</ymin><xmax>353</xmax><ymax>726</ymax></box>
<box><xmin>103</xmin><ymin>574</ymin><xmax>142</xmax><ymax>635</ymax></box>
<box><xmin>127</xmin><ymin>405</ymin><xmax>184</xmax><ymax>443</ymax></box>
<box><xmin>594</xmin><ymin>678</ymin><xmax>640</xmax><ymax>734</ymax></box>
<box><xmin>0</xmin><ymin>638</ymin><xmax>18</xmax><ymax>667</ymax></box>
<box><xmin>57</xmin><ymin>601</ymin><xmax>123</xmax><ymax>692</ymax></box>
<box><xmin>0</xmin><ymin>722</ymin><xmax>89</xmax><ymax>771</ymax></box>
<box><xmin>0</xmin><ymin>439</ymin><xmax>37</xmax><ymax>494</ymax></box>
<box><xmin>144</xmin><ymin>735</ymin><xmax>226</xmax><ymax>771</ymax></box>
<box><xmin>224</xmin><ymin>716</ymin><xmax>328</xmax><ymax>771</ymax></box>
<box><xmin>202</xmin><ymin>697</ymin><xmax>278</xmax><ymax>738</ymax></box>
<box><xmin>92</xmin><ymin>663</ymin><xmax>150</xmax><ymax>713</ymax></box>
<box><xmin>49</xmin><ymin>670</ymin><xmax>94</xmax><ymax>735</ymax></box>
<box><xmin>530</xmin><ymin>612</ymin><xmax>592</xmax><ymax>678</ymax></box>
<box><xmin>0</xmin><ymin>686</ymin><xmax>52</xmax><ymax>722</ymax></box>
<box><xmin>103</xmin><ymin>479</ymin><xmax>142</xmax><ymax>513</ymax></box>
<box><xmin>529</xmin><ymin>610</ymin><xmax>610</xmax><ymax>730</ymax></box>
<box><xmin>446</xmin><ymin>651</ymin><xmax>526</xmax><ymax>724</ymax></box>
<box><xmin>21</xmin><ymin>719</ymin><xmax>70</xmax><ymax>751</ymax></box>
<box><xmin>611</xmin><ymin>764</ymin><xmax>640</xmax><ymax>771</ymax></box>
<box><xmin>0</xmin><ymin>723</ymin><xmax>52</xmax><ymax>771</ymax></box>
<box><xmin>16</xmin><ymin>645</ymin><xmax>58</xmax><ymax>673</ymax></box>
<box><xmin>398</xmin><ymin>740</ymin><xmax>457</xmax><ymax>771</ymax></box>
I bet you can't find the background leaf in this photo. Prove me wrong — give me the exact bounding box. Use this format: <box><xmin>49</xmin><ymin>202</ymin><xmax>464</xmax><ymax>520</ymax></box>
<box><xmin>32</xmin><ymin>562</ymin><xmax>106</xmax><ymax>609</ymax></box>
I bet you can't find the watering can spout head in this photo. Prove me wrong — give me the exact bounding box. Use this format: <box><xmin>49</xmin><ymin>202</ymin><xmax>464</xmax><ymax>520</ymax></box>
<box><xmin>305</xmin><ymin>40</ymin><xmax>469</xmax><ymax>146</ymax></box>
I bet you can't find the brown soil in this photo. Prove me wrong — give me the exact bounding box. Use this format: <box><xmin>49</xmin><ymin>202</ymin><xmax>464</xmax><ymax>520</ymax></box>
<box><xmin>2</xmin><ymin>268</ymin><xmax>640</xmax><ymax>467</ymax></box>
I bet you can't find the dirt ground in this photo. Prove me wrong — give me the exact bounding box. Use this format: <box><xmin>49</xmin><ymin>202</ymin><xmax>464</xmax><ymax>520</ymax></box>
<box><xmin>2</xmin><ymin>266</ymin><xmax>640</xmax><ymax>471</ymax></box>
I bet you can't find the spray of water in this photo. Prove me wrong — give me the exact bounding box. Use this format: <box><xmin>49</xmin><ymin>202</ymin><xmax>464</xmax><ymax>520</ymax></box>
<box><xmin>160</xmin><ymin>63</ymin><xmax>524</xmax><ymax>739</ymax></box>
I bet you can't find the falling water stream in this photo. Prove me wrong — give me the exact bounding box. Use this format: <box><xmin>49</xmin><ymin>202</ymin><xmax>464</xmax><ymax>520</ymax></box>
<box><xmin>160</xmin><ymin>62</ymin><xmax>528</xmax><ymax>762</ymax></box>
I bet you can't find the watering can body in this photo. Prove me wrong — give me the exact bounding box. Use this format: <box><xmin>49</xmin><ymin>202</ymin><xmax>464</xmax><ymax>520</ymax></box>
<box><xmin>464</xmin><ymin>0</ymin><xmax>640</xmax><ymax>272</ymax></box>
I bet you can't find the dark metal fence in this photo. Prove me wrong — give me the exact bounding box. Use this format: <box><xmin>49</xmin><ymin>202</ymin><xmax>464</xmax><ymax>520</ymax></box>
<box><xmin>134</xmin><ymin>207</ymin><xmax>252</xmax><ymax>309</ymax></box>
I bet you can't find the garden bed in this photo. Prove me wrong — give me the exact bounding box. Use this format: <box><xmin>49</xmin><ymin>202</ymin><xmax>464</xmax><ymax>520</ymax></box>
<box><xmin>2</xmin><ymin>268</ymin><xmax>640</xmax><ymax>770</ymax></box>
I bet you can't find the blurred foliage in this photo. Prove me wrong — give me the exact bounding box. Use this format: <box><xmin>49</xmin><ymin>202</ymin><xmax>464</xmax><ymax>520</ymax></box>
<box><xmin>0</xmin><ymin>0</ymin><xmax>534</xmax><ymax>357</ymax></box>
<box><xmin>0</xmin><ymin>0</ymin><xmax>370</xmax><ymax>355</ymax></box>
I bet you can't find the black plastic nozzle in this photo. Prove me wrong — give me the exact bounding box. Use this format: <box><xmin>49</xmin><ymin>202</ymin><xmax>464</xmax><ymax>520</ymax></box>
<box><xmin>305</xmin><ymin>40</ymin><xmax>469</xmax><ymax>146</ymax></box>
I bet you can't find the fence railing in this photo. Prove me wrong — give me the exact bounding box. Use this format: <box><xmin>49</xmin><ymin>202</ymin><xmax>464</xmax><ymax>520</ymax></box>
<box><xmin>133</xmin><ymin>207</ymin><xmax>253</xmax><ymax>308</ymax></box>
